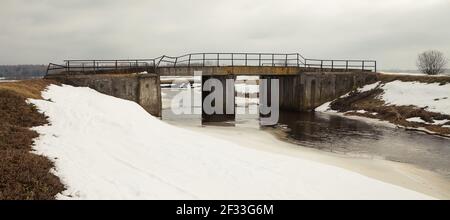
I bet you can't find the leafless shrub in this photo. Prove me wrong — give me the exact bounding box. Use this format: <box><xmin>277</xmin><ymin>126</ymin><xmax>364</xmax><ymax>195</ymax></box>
<box><xmin>416</xmin><ymin>50</ymin><xmax>448</xmax><ymax>75</ymax></box>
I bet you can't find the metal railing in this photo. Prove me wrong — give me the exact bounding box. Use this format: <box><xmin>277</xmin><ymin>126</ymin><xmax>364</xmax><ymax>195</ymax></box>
<box><xmin>157</xmin><ymin>53</ymin><xmax>376</xmax><ymax>72</ymax></box>
<box><xmin>46</xmin><ymin>53</ymin><xmax>377</xmax><ymax>74</ymax></box>
<box><xmin>47</xmin><ymin>58</ymin><xmax>159</xmax><ymax>75</ymax></box>
<box><xmin>304</xmin><ymin>58</ymin><xmax>377</xmax><ymax>72</ymax></box>
<box><xmin>157</xmin><ymin>53</ymin><xmax>305</xmax><ymax>68</ymax></box>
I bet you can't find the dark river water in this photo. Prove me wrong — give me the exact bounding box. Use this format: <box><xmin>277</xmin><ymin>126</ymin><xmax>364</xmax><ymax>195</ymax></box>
<box><xmin>276</xmin><ymin>111</ymin><xmax>450</xmax><ymax>176</ymax></box>
<box><xmin>161</xmin><ymin>88</ymin><xmax>450</xmax><ymax>177</ymax></box>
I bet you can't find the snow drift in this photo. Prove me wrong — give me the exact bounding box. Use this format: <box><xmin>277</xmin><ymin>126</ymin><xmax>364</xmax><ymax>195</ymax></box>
<box><xmin>29</xmin><ymin>84</ymin><xmax>432</xmax><ymax>199</ymax></box>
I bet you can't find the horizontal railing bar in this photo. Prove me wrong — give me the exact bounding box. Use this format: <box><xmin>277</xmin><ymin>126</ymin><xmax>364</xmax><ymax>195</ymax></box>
<box><xmin>305</xmin><ymin>59</ymin><xmax>376</xmax><ymax>62</ymax></box>
<box><xmin>64</xmin><ymin>59</ymin><xmax>156</xmax><ymax>62</ymax></box>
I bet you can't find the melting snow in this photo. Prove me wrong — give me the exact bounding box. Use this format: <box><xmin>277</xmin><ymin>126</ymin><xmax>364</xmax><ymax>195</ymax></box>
<box><xmin>358</xmin><ymin>82</ymin><xmax>380</xmax><ymax>93</ymax></box>
<box><xmin>380</xmin><ymin>81</ymin><xmax>450</xmax><ymax>115</ymax></box>
<box><xmin>406</xmin><ymin>117</ymin><xmax>426</xmax><ymax>123</ymax></box>
<box><xmin>29</xmin><ymin>84</ymin><xmax>432</xmax><ymax>200</ymax></box>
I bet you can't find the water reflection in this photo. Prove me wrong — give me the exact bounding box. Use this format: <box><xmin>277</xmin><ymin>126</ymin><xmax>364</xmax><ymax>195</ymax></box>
<box><xmin>161</xmin><ymin>87</ymin><xmax>450</xmax><ymax>177</ymax></box>
<box><xmin>276</xmin><ymin>111</ymin><xmax>450</xmax><ymax>177</ymax></box>
<box><xmin>277</xmin><ymin>111</ymin><xmax>382</xmax><ymax>149</ymax></box>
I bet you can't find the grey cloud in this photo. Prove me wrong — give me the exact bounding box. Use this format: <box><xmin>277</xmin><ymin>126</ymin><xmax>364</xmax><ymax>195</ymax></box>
<box><xmin>0</xmin><ymin>0</ymin><xmax>449</xmax><ymax>69</ymax></box>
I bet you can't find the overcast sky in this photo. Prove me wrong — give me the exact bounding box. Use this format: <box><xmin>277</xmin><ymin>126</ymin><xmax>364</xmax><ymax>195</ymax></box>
<box><xmin>1</xmin><ymin>0</ymin><xmax>449</xmax><ymax>69</ymax></box>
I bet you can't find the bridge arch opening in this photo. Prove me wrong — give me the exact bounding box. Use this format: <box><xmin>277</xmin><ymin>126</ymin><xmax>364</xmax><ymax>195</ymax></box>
<box><xmin>160</xmin><ymin>74</ymin><xmax>280</xmax><ymax>125</ymax></box>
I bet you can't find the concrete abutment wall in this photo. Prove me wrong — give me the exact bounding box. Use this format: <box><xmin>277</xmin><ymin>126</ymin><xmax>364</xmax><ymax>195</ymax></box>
<box><xmin>45</xmin><ymin>73</ymin><xmax>162</xmax><ymax>117</ymax></box>
<box><xmin>264</xmin><ymin>72</ymin><xmax>378</xmax><ymax>111</ymax></box>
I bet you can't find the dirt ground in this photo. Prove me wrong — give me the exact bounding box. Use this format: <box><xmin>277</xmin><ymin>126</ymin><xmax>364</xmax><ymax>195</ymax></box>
<box><xmin>0</xmin><ymin>79</ymin><xmax>64</xmax><ymax>200</ymax></box>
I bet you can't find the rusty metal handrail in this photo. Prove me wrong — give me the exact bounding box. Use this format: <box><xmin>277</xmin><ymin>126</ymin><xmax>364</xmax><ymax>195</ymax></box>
<box><xmin>46</xmin><ymin>53</ymin><xmax>377</xmax><ymax>74</ymax></box>
<box><xmin>157</xmin><ymin>53</ymin><xmax>305</xmax><ymax>68</ymax></box>
<box><xmin>46</xmin><ymin>59</ymin><xmax>159</xmax><ymax>75</ymax></box>
<box><xmin>157</xmin><ymin>53</ymin><xmax>376</xmax><ymax>72</ymax></box>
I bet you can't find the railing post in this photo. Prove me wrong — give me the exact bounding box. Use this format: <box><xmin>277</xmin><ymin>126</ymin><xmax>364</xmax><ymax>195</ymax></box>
<box><xmin>331</xmin><ymin>60</ymin><xmax>334</xmax><ymax>71</ymax></box>
<box><xmin>217</xmin><ymin>54</ymin><xmax>220</xmax><ymax>67</ymax></box>
<box><xmin>46</xmin><ymin>63</ymin><xmax>51</xmax><ymax>75</ymax></box>
<box><xmin>362</xmin><ymin>61</ymin><xmax>365</xmax><ymax>71</ymax></box>
<box><xmin>82</xmin><ymin>63</ymin><xmax>85</xmax><ymax>72</ymax></box>
<box><xmin>285</xmin><ymin>54</ymin><xmax>288</xmax><ymax>67</ymax></box>
<box><xmin>231</xmin><ymin>53</ymin><xmax>234</xmax><ymax>67</ymax></box>
<box><xmin>375</xmin><ymin>61</ymin><xmax>377</xmax><ymax>72</ymax></box>
<box><xmin>93</xmin><ymin>60</ymin><xmax>96</xmax><ymax>73</ymax></box>
<box><xmin>67</xmin><ymin>61</ymin><xmax>70</xmax><ymax>73</ymax></box>
<box><xmin>115</xmin><ymin>60</ymin><xmax>118</xmax><ymax>70</ymax></box>
<box><xmin>297</xmin><ymin>54</ymin><xmax>299</xmax><ymax>67</ymax></box>
<box><xmin>174</xmin><ymin>57</ymin><xmax>178</xmax><ymax>67</ymax></box>
<box><xmin>245</xmin><ymin>54</ymin><xmax>248</xmax><ymax>66</ymax></box>
<box><xmin>272</xmin><ymin>54</ymin><xmax>274</xmax><ymax>67</ymax></box>
<box><xmin>203</xmin><ymin>53</ymin><xmax>205</xmax><ymax>67</ymax></box>
<box><xmin>188</xmin><ymin>54</ymin><xmax>192</xmax><ymax>67</ymax></box>
<box><xmin>346</xmin><ymin>61</ymin><xmax>349</xmax><ymax>71</ymax></box>
<box><xmin>320</xmin><ymin>60</ymin><xmax>323</xmax><ymax>70</ymax></box>
<box><xmin>259</xmin><ymin>54</ymin><xmax>261</xmax><ymax>67</ymax></box>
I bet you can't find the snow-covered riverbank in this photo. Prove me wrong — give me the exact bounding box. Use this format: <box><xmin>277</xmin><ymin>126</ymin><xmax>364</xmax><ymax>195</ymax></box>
<box><xmin>317</xmin><ymin>77</ymin><xmax>450</xmax><ymax>136</ymax></box>
<box><xmin>29</xmin><ymin>84</ymin><xmax>433</xmax><ymax>199</ymax></box>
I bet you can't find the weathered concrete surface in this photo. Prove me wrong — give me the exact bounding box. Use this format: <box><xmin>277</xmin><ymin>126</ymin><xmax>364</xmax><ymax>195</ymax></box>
<box><xmin>45</xmin><ymin>73</ymin><xmax>162</xmax><ymax>117</ymax></box>
<box><xmin>137</xmin><ymin>75</ymin><xmax>162</xmax><ymax>117</ymax></box>
<box><xmin>157</xmin><ymin>66</ymin><xmax>369</xmax><ymax>76</ymax></box>
<box><xmin>265</xmin><ymin>72</ymin><xmax>379</xmax><ymax>111</ymax></box>
<box><xmin>44</xmin><ymin>68</ymin><xmax>377</xmax><ymax>121</ymax></box>
<box><xmin>201</xmin><ymin>75</ymin><xmax>236</xmax><ymax>122</ymax></box>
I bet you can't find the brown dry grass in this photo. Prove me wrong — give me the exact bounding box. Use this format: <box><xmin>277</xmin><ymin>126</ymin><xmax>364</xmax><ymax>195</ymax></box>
<box><xmin>330</xmin><ymin>87</ymin><xmax>450</xmax><ymax>136</ymax></box>
<box><xmin>0</xmin><ymin>79</ymin><xmax>64</xmax><ymax>200</ymax></box>
<box><xmin>378</xmin><ymin>74</ymin><xmax>450</xmax><ymax>85</ymax></box>
<box><xmin>0</xmin><ymin>79</ymin><xmax>56</xmax><ymax>99</ymax></box>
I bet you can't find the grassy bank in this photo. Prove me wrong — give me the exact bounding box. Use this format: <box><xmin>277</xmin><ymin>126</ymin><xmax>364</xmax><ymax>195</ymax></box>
<box><xmin>0</xmin><ymin>80</ymin><xmax>64</xmax><ymax>200</ymax></box>
<box><xmin>378</xmin><ymin>74</ymin><xmax>450</xmax><ymax>84</ymax></box>
<box><xmin>324</xmin><ymin>74</ymin><xmax>450</xmax><ymax>136</ymax></box>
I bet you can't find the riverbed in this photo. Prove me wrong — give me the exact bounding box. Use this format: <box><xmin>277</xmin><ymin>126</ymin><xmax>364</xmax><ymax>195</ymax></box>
<box><xmin>161</xmin><ymin>87</ymin><xmax>450</xmax><ymax>199</ymax></box>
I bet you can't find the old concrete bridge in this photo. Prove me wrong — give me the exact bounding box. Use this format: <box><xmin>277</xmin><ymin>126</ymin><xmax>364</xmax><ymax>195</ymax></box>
<box><xmin>45</xmin><ymin>53</ymin><xmax>379</xmax><ymax>122</ymax></box>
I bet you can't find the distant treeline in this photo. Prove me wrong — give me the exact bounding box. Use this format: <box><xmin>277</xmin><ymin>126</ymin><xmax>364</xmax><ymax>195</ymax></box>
<box><xmin>0</xmin><ymin>65</ymin><xmax>47</xmax><ymax>79</ymax></box>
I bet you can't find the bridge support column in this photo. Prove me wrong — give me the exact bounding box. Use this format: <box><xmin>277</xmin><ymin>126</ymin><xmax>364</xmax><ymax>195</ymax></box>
<box><xmin>264</xmin><ymin>75</ymin><xmax>328</xmax><ymax>112</ymax></box>
<box><xmin>201</xmin><ymin>75</ymin><xmax>236</xmax><ymax>123</ymax></box>
<box><xmin>259</xmin><ymin>76</ymin><xmax>276</xmax><ymax>118</ymax></box>
<box><xmin>274</xmin><ymin>72</ymin><xmax>378</xmax><ymax>112</ymax></box>
<box><xmin>138</xmin><ymin>74</ymin><xmax>162</xmax><ymax>117</ymax></box>
<box><xmin>260</xmin><ymin>75</ymin><xmax>306</xmax><ymax>112</ymax></box>
<box><xmin>276</xmin><ymin>76</ymin><xmax>305</xmax><ymax>111</ymax></box>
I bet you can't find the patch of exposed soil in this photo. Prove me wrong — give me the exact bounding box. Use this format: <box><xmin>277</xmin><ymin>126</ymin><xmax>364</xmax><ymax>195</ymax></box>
<box><xmin>0</xmin><ymin>79</ymin><xmax>64</xmax><ymax>200</ymax></box>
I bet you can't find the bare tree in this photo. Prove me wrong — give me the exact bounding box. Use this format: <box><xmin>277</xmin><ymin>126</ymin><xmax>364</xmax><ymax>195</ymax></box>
<box><xmin>416</xmin><ymin>50</ymin><xmax>448</xmax><ymax>75</ymax></box>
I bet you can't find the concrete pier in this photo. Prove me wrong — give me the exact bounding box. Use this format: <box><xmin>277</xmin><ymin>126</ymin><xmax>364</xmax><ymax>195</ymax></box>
<box><xmin>201</xmin><ymin>75</ymin><xmax>236</xmax><ymax>122</ymax></box>
<box><xmin>277</xmin><ymin>72</ymin><xmax>378</xmax><ymax>111</ymax></box>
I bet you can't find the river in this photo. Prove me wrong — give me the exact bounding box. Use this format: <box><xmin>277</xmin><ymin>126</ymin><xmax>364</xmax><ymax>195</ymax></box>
<box><xmin>161</xmin><ymin>87</ymin><xmax>450</xmax><ymax>199</ymax></box>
